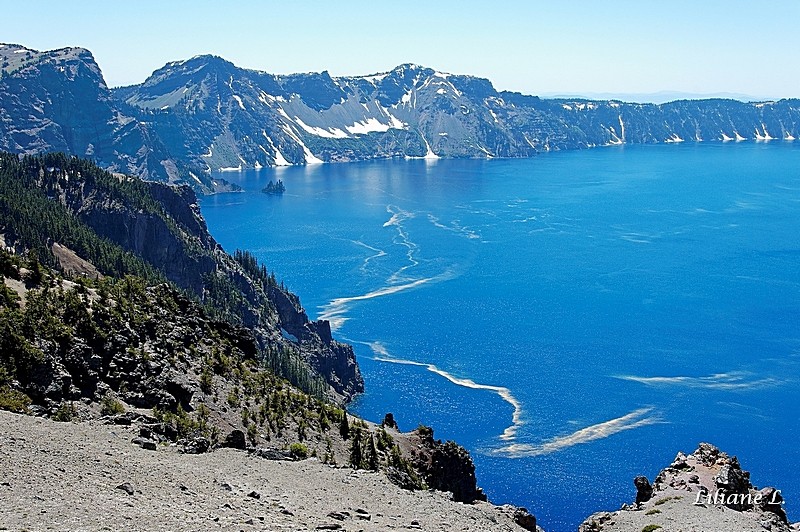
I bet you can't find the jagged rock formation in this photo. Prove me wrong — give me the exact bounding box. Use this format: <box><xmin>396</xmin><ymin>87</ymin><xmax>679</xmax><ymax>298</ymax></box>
<box><xmin>580</xmin><ymin>443</ymin><xmax>797</xmax><ymax>532</ymax></box>
<box><xmin>3</xmin><ymin>43</ymin><xmax>800</xmax><ymax>193</ymax></box>
<box><xmin>407</xmin><ymin>425</ymin><xmax>487</xmax><ymax>504</ymax></box>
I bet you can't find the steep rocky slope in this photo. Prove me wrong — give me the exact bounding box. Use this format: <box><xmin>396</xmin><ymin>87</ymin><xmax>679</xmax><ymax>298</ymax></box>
<box><xmin>3</xmin><ymin>44</ymin><xmax>800</xmax><ymax>193</ymax></box>
<box><xmin>116</xmin><ymin>57</ymin><xmax>800</xmax><ymax>176</ymax></box>
<box><xmin>0</xmin><ymin>248</ymin><xmax>506</xmax><ymax>523</ymax></box>
<box><xmin>0</xmin><ymin>151</ymin><xmax>362</xmax><ymax>401</ymax></box>
<box><xmin>0</xmin><ymin>153</ymin><xmax>497</xmax><ymax>515</ymax></box>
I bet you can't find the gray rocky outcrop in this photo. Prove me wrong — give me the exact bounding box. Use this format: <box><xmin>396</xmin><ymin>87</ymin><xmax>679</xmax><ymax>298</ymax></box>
<box><xmin>581</xmin><ymin>443</ymin><xmax>797</xmax><ymax>532</ymax></box>
<box><xmin>512</xmin><ymin>507</ymin><xmax>538</xmax><ymax>531</ymax></box>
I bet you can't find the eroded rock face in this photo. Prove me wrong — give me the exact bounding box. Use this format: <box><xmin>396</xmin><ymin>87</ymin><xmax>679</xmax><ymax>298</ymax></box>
<box><xmin>0</xmin><ymin>45</ymin><xmax>197</xmax><ymax>187</ymax></box>
<box><xmin>654</xmin><ymin>444</ymin><xmax>756</xmax><ymax>510</ymax></box>
<box><xmin>512</xmin><ymin>507</ymin><xmax>537</xmax><ymax>531</ymax></box>
<box><xmin>268</xmin><ymin>284</ymin><xmax>363</xmax><ymax>399</ymax></box>
<box><xmin>7</xmin><ymin>45</ymin><xmax>800</xmax><ymax>195</ymax></box>
<box><xmin>758</xmin><ymin>487</ymin><xmax>789</xmax><ymax>524</ymax></box>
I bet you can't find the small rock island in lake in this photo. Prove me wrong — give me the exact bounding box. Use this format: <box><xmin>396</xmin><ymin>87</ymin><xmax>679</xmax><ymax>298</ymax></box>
<box><xmin>262</xmin><ymin>179</ymin><xmax>285</xmax><ymax>195</ymax></box>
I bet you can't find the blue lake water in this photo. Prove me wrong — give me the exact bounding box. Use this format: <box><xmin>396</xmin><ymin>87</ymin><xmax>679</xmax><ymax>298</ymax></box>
<box><xmin>201</xmin><ymin>143</ymin><xmax>800</xmax><ymax>531</ymax></box>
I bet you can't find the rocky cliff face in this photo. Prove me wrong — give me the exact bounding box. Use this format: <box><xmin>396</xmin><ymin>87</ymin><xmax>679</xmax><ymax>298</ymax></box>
<box><xmin>4</xmin><ymin>44</ymin><xmax>800</xmax><ymax>194</ymax></box>
<box><xmin>116</xmin><ymin>57</ymin><xmax>800</xmax><ymax>175</ymax></box>
<box><xmin>267</xmin><ymin>284</ymin><xmax>361</xmax><ymax>399</ymax></box>
<box><xmin>0</xmin><ymin>44</ymin><xmax>200</xmax><ymax>187</ymax></box>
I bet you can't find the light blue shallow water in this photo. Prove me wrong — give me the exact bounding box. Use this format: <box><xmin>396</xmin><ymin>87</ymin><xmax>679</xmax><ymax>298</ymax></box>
<box><xmin>201</xmin><ymin>143</ymin><xmax>800</xmax><ymax>531</ymax></box>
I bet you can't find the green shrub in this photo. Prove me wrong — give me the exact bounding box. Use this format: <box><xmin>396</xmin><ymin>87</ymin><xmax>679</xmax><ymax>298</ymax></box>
<box><xmin>246</xmin><ymin>422</ymin><xmax>258</xmax><ymax>445</ymax></box>
<box><xmin>227</xmin><ymin>387</ymin><xmax>240</xmax><ymax>408</ymax></box>
<box><xmin>174</xmin><ymin>405</ymin><xmax>198</xmax><ymax>438</ymax></box>
<box><xmin>0</xmin><ymin>386</ymin><xmax>31</xmax><ymax>413</ymax></box>
<box><xmin>416</xmin><ymin>424</ymin><xmax>434</xmax><ymax>440</ymax></box>
<box><xmin>100</xmin><ymin>394</ymin><xmax>125</xmax><ymax>416</ymax></box>
<box><xmin>289</xmin><ymin>442</ymin><xmax>308</xmax><ymax>460</ymax></box>
<box><xmin>53</xmin><ymin>402</ymin><xmax>77</xmax><ymax>422</ymax></box>
<box><xmin>199</xmin><ymin>366</ymin><xmax>214</xmax><ymax>394</ymax></box>
<box><xmin>645</xmin><ymin>509</ymin><xmax>661</xmax><ymax>515</ymax></box>
<box><xmin>654</xmin><ymin>496</ymin><xmax>679</xmax><ymax>506</ymax></box>
<box><xmin>642</xmin><ymin>525</ymin><xmax>662</xmax><ymax>532</ymax></box>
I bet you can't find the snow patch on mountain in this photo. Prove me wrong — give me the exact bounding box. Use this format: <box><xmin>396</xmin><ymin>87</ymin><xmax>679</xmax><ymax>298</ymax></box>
<box><xmin>361</xmin><ymin>72</ymin><xmax>389</xmax><ymax>84</ymax></box>
<box><xmin>295</xmin><ymin>118</ymin><xmax>349</xmax><ymax>139</ymax></box>
<box><xmin>346</xmin><ymin>118</ymin><xmax>392</xmax><ymax>135</ymax></box>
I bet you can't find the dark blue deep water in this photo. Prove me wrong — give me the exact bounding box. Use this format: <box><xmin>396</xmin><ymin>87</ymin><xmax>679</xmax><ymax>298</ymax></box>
<box><xmin>201</xmin><ymin>143</ymin><xmax>800</xmax><ymax>531</ymax></box>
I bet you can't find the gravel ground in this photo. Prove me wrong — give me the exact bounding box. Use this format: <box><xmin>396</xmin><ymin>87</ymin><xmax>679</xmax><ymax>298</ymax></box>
<box><xmin>0</xmin><ymin>411</ymin><xmax>528</xmax><ymax>531</ymax></box>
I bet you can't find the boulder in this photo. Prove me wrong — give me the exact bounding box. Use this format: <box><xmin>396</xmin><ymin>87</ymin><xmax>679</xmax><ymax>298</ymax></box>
<box><xmin>131</xmin><ymin>437</ymin><xmax>158</xmax><ymax>451</ymax></box>
<box><xmin>250</xmin><ymin>447</ymin><xmax>292</xmax><ymax>461</ymax></box>
<box><xmin>513</xmin><ymin>507</ymin><xmax>537</xmax><ymax>531</ymax></box>
<box><xmin>222</xmin><ymin>429</ymin><xmax>246</xmax><ymax>450</ymax></box>
<box><xmin>634</xmin><ymin>475</ymin><xmax>653</xmax><ymax>503</ymax></box>
<box><xmin>181</xmin><ymin>437</ymin><xmax>210</xmax><ymax>454</ymax></box>
<box><xmin>115</xmin><ymin>483</ymin><xmax>135</xmax><ymax>496</ymax></box>
<box><xmin>714</xmin><ymin>463</ymin><xmax>752</xmax><ymax>510</ymax></box>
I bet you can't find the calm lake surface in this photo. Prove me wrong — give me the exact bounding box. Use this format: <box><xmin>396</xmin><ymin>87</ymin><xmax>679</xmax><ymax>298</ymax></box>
<box><xmin>202</xmin><ymin>143</ymin><xmax>800</xmax><ymax>531</ymax></box>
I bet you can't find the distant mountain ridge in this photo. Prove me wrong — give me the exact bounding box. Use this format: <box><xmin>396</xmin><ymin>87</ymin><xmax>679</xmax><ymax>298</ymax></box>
<box><xmin>3</xmin><ymin>43</ymin><xmax>800</xmax><ymax>192</ymax></box>
<box><xmin>542</xmin><ymin>91</ymin><xmax>776</xmax><ymax>104</ymax></box>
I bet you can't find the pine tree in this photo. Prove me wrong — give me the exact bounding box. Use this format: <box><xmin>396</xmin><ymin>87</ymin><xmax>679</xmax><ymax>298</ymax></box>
<box><xmin>349</xmin><ymin>426</ymin><xmax>363</xmax><ymax>469</ymax></box>
<box><xmin>25</xmin><ymin>250</ymin><xmax>44</xmax><ymax>286</ymax></box>
<box><xmin>339</xmin><ymin>409</ymin><xmax>350</xmax><ymax>440</ymax></box>
<box><xmin>367</xmin><ymin>434</ymin><xmax>378</xmax><ymax>471</ymax></box>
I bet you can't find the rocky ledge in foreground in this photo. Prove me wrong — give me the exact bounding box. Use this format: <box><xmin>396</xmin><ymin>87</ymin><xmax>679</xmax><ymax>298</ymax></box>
<box><xmin>0</xmin><ymin>410</ymin><xmax>538</xmax><ymax>532</ymax></box>
<box><xmin>581</xmin><ymin>443</ymin><xmax>798</xmax><ymax>532</ymax></box>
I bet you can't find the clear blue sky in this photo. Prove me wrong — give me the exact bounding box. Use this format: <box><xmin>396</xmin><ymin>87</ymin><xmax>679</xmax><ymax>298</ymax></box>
<box><xmin>4</xmin><ymin>0</ymin><xmax>799</xmax><ymax>99</ymax></box>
